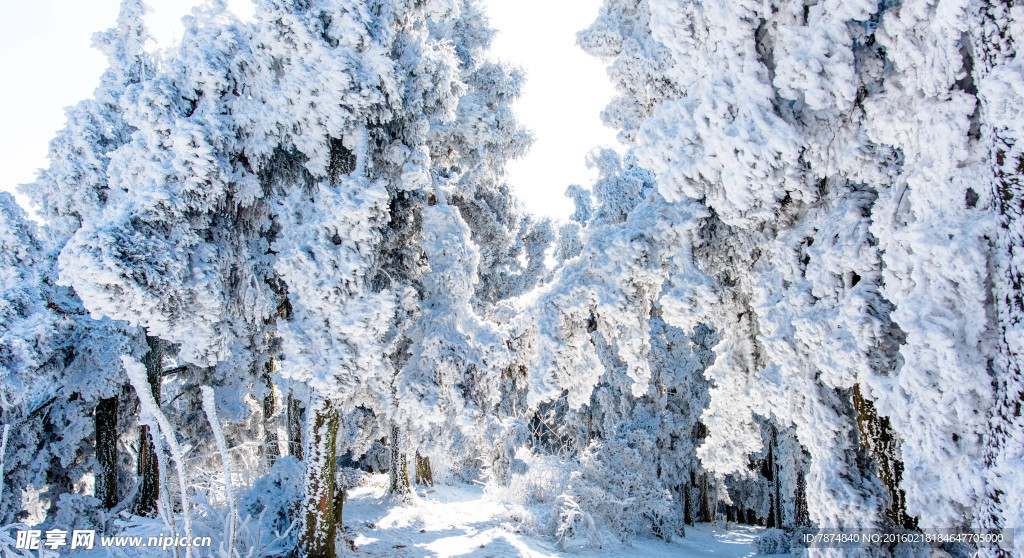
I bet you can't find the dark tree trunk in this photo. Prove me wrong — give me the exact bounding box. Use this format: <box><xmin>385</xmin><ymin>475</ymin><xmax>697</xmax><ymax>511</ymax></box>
<box><xmin>683</xmin><ymin>480</ymin><xmax>694</xmax><ymax>526</ymax></box>
<box><xmin>795</xmin><ymin>469</ymin><xmax>810</xmax><ymax>527</ymax></box>
<box><xmin>261</xmin><ymin>360</ymin><xmax>280</xmax><ymax>468</ymax></box>
<box><xmin>333</xmin><ymin>481</ymin><xmax>345</xmax><ymax>535</ymax></box>
<box><xmin>774</xmin><ymin>460</ymin><xmax>783</xmax><ymax>528</ymax></box>
<box><xmin>135</xmin><ymin>336</ymin><xmax>162</xmax><ymax>517</ymax></box>
<box><xmin>698</xmin><ymin>473</ymin><xmax>712</xmax><ymax>523</ymax></box>
<box><xmin>95</xmin><ymin>396</ymin><xmax>119</xmax><ymax>509</ymax></box>
<box><xmin>287</xmin><ymin>391</ymin><xmax>304</xmax><ymax>460</ymax></box>
<box><xmin>765</xmin><ymin>436</ymin><xmax>783</xmax><ymax>528</ymax></box>
<box><xmin>672</xmin><ymin>485</ymin><xmax>686</xmax><ymax>537</ymax></box>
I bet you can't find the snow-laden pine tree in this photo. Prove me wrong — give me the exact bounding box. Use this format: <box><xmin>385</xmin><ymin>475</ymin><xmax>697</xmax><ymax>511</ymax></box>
<box><xmin>48</xmin><ymin>0</ymin><xmax>531</xmax><ymax>552</ymax></box>
<box><xmin>8</xmin><ymin>0</ymin><xmax>158</xmax><ymax>521</ymax></box>
<box><xmin>235</xmin><ymin>0</ymin><xmax>531</xmax><ymax>553</ymax></box>
<box><xmin>580</xmin><ymin>0</ymin><xmax>1023</xmax><ymax>552</ymax></box>
<box><xmin>522</xmin><ymin>149</ymin><xmax>709</xmax><ymax>411</ymax></box>
<box><xmin>60</xmin><ymin>3</ymin><xmax>269</xmax><ymax>369</ymax></box>
<box><xmin>50</xmin><ymin>0</ymin><xmax>280</xmax><ymax>519</ymax></box>
<box><xmin>0</xmin><ymin>194</ymin><xmax>59</xmax><ymax>521</ymax></box>
<box><xmin>514</xmin><ymin>149</ymin><xmax>735</xmax><ymax>543</ymax></box>
<box><xmin>0</xmin><ymin>189</ymin><xmax>141</xmax><ymax>525</ymax></box>
<box><xmin>362</xmin><ymin>0</ymin><xmax>537</xmax><ymax>493</ymax></box>
<box><xmin>393</xmin><ymin>202</ymin><xmax>509</xmax><ymax>480</ymax></box>
<box><xmin>970</xmin><ymin>4</ymin><xmax>1024</xmax><ymax>556</ymax></box>
<box><xmin>29</xmin><ymin>0</ymin><xmax>153</xmax><ymax>244</ymax></box>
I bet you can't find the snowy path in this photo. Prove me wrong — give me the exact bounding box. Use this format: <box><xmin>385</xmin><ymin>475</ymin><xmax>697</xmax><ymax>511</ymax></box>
<box><xmin>342</xmin><ymin>475</ymin><xmax>768</xmax><ymax>557</ymax></box>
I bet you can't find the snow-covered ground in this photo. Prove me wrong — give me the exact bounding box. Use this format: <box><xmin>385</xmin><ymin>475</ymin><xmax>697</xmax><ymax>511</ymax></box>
<box><xmin>343</xmin><ymin>475</ymin><xmax>770</xmax><ymax>557</ymax></box>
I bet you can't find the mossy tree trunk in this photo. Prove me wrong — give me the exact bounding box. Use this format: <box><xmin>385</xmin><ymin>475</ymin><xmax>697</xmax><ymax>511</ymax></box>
<box><xmin>852</xmin><ymin>385</ymin><xmax>916</xmax><ymax>529</ymax></box>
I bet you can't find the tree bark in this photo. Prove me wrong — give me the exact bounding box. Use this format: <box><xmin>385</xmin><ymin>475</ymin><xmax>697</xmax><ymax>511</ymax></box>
<box><xmin>333</xmin><ymin>479</ymin><xmax>345</xmax><ymax>534</ymax></box>
<box><xmin>698</xmin><ymin>473</ymin><xmax>712</xmax><ymax>523</ymax></box>
<box><xmin>414</xmin><ymin>454</ymin><xmax>433</xmax><ymax>487</ymax></box>
<box><xmin>683</xmin><ymin>479</ymin><xmax>694</xmax><ymax>526</ymax></box>
<box><xmin>135</xmin><ymin>336</ymin><xmax>162</xmax><ymax>517</ymax></box>
<box><xmin>389</xmin><ymin>424</ymin><xmax>409</xmax><ymax>495</ymax></box>
<box><xmin>795</xmin><ymin>469</ymin><xmax>809</xmax><ymax>527</ymax></box>
<box><xmin>852</xmin><ymin>385</ymin><xmax>915</xmax><ymax>529</ymax></box>
<box><xmin>675</xmin><ymin>484</ymin><xmax>686</xmax><ymax>536</ymax></box>
<box><xmin>773</xmin><ymin>460</ymin><xmax>783</xmax><ymax>528</ymax></box>
<box><xmin>95</xmin><ymin>396</ymin><xmax>119</xmax><ymax>509</ymax></box>
<box><xmin>765</xmin><ymin>436</ymin><xmax>783</xmax><ymax>529</ymax></box>
<box><xmin>299</xmin><ymin>398</ymin><xmax>339</xmax><ymax>558</ymax></box>
<box><xmin>287</xmin><ymin>391</ymin><xmax>304</xmax><ymax>460</ymax></box>
<box><xmin>971</xmin><ymin>6</ymin><xmax>1024</xmax><ymax>556</ymax></box>
<box><xmin>261</xmin><ymin>360</ymin><xmax>280</xmax><ymax>468</ymax></box>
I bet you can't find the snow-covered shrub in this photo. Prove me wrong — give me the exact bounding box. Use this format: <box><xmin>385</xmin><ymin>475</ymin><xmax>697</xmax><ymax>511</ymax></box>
<box><xmin>483</xmin><ymin>418</ymin><xmax>530</xmax><ymax>486</ymax></box>
<box><xmin>493</xmin><ymin>450</ymin><xmax>577</xmax><ymax>507</ymax></box>
<box><xmin>752</xmin><ymin>527</ymin><xmax>792</xmax><ymax>555</ymax></box>
<box><xmin>549</xmin><ymin>489</ymin><xmax>604</xmax><ymax>550</ymax></box>
<box><xmin>350</xmin><ymin>440</ymin><xmax>390</xmax><ymax>474</ymax></box>
<box><xmin>48</xmin><ymin>494</ymin><xmax>104</xmax><ymax>531</ymax></box>
<box><xmin>237</xmin><ymin>456</ymin><xmax>302</xmax><ymax>544</ymax></box>
<box><xmin>547</xmin><ymin>426</ymin><xmax>673</xmax><ymax>548</ymax></box>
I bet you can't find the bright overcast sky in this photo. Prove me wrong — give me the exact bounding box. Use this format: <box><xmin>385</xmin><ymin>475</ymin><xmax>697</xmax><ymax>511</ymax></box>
<box><xmin>0</xmin><ymin>0</ymin><xmax>616</xmax><ymax>221</ymax></box>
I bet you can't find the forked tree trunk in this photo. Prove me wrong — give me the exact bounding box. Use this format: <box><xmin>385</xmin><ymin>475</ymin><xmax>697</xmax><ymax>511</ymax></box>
<box><xmin>299</xmin><ymin>398</ymin><xmax>339</xmax><ymax>558</ymax></box>
<box><xmin>95</xmin><ymin>396</ymin><xmax>119</xmax><ymax>509</ymax></box>
<box><xmin>287</xmin><ymin>391</ymin><xmax>304</xmax><ymax>460</ymax></box>
<box><xmin>261</xmin><ymin>360</ymin><xmax>280</xmax><ymax>468</ymax></box>
<box><xmin>389</xmin><ymin>425</ymin><xmax>409</xmax><ymax>495</ymax></box>
<box><xmin>135</xmin><ymin>336</ymin><xmax>162</xmax><ymax>517</ymax></box>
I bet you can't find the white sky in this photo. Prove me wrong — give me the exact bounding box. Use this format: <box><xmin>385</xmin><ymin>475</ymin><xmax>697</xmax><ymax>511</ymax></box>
<box><xmin>482</xmin><ymin>0</ymin><xmax>617</xmax><ymax>220</ymax></box>
<box><xmin>0</xmin><ymin>0</ymin><xmax>616</xmax><ymax>221</ymax></box>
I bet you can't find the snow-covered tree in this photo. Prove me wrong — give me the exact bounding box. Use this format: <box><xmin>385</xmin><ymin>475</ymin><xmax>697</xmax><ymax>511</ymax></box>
<box><xmin>237</xmin><ymin>0</ymin><xmax>532</xmax><ymax>552</ymax></box>
<box><xmin>970</xmin><ymin>4</ymin><xmax>1024</xmax><ymax>556</ymax></box>
<box><xmin>579</xmin><ymin>0</ymin><xmax>1024</xmax><ymax>552</ymax></box>
<box><xmin>0</xmin><ymin>190</ymin><xmax>141</xmax><ymax>523</ymax></box>
<box><xmin>9</xmin><ymin>0</ymin><xmax>158</xmax><ymax>521</ymax></box>
<box><xmin>29</xmin><ymin>0</ymin><xmax>153</xmax><ymax>243</ymax></box>
<box><xmin>49</xmin><ymin>0</ymin><xmax>280</xmax><ymax>518</ymax></box>
<box><xmin>393</xmin><ymin>202</ymin><xmax>509</xmax><ymax>477</ymax></box>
